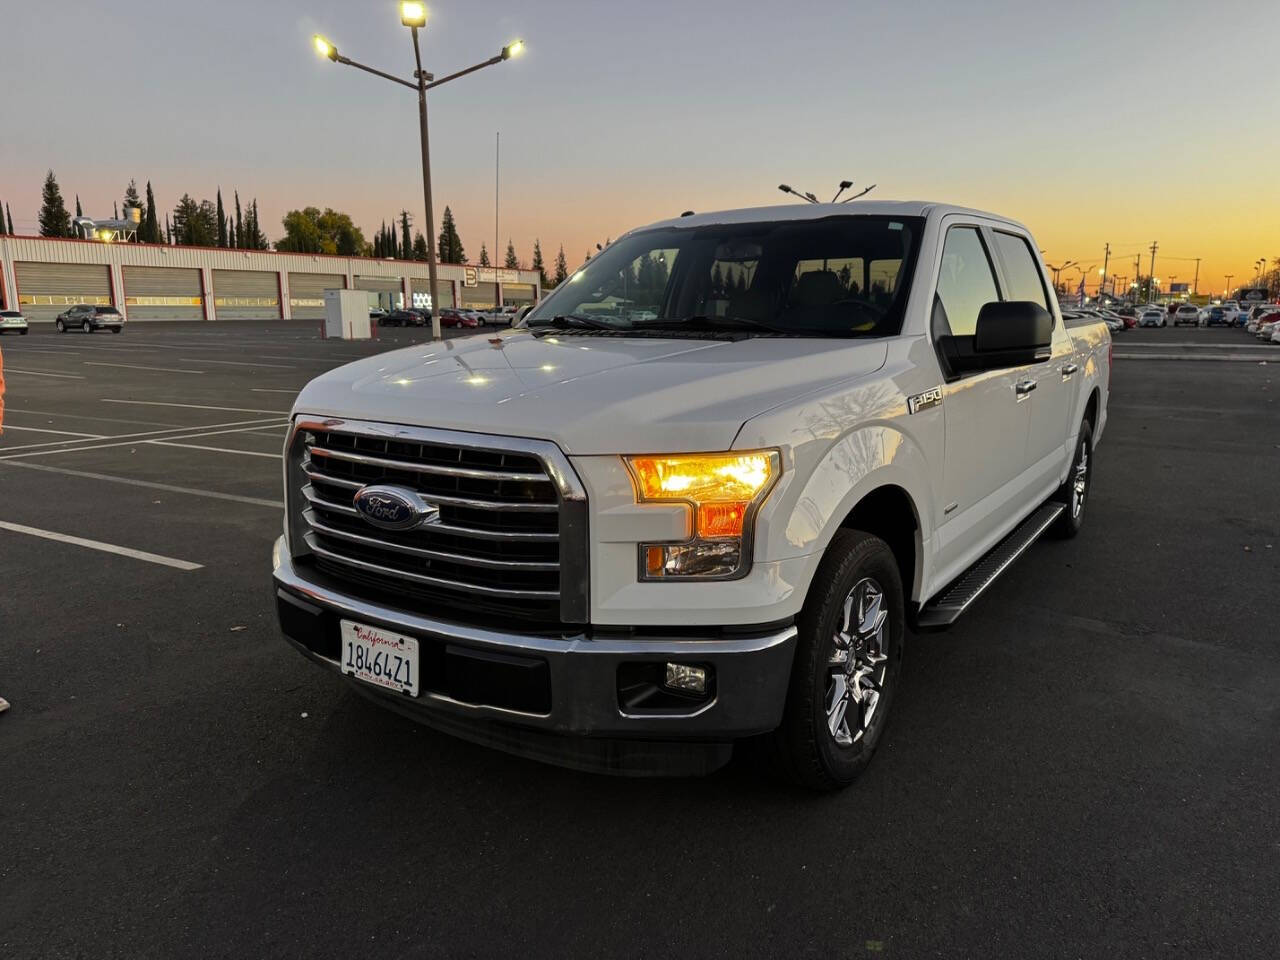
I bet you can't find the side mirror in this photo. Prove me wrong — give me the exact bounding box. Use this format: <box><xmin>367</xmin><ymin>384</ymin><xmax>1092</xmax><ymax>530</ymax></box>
<box><xmin>973</xmin><ymin>301</ymin><xmax>1052</xmax><ymax>365</ymax></box>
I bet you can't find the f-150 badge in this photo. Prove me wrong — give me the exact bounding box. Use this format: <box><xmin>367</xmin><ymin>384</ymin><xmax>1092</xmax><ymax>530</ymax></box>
<box><xmin>908</xmin><ymin>387</ymin><xmax>943</xmax><ymax>415</ymax></box>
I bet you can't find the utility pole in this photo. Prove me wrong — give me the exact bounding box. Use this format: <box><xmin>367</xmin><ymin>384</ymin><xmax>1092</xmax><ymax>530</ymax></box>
<box><xmin>1192</xmin><ymin>258</ymin><xmax>1200</xmax><ymax>296</ymax></box>
<box><xmin>495</xmin><ymin>131</ymin><xmax>500</xmax><ymax>283</ymax></box>
<box><xmin>1100</xmin><ymin>242</ymin><xmax>1110</xmax><ymax>297</ymax></box>
<box><xmin>1134</xmin><ymin>255</ymin><xmax>1142</xmax><ymax>300</ymax></box>
<box><xmin>1148</xmin><ymin>241</ymin><xmax>1158</xmax><ymax>301</ymax></box>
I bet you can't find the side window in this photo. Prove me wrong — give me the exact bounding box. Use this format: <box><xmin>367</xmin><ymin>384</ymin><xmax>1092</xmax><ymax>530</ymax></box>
<box><xmin>992</xmin><ymin>231</ymin><xmax>1050</xmax><ymax>311</ymax></box>
<box><xmin>935</xmin><ymin>227</ymin><xmax>999</xmax><ymax>338</ymax></box>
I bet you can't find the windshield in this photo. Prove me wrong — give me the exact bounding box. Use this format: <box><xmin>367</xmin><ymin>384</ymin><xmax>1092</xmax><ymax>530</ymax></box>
<box><xmin>525</xmin><ymin>215</ymin><xmax>924</xmax><ymax>338</ymax></box>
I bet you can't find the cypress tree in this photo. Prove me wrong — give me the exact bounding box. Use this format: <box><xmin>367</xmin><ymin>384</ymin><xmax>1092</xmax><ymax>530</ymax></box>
<box><xmin>400</xmin><ymin>211</ymin><xmax>412</xmax><ymax>261</ymax></box>
<box><xmin>7</xmin><ymin>203</ymin><xmax>13</xmax><ymax>236</ymax></box>
<box><xmin>75</xmin><ymin>194</ymin><xmax>83</xmax><ymax>217</ymax></box>
<box><xmin>39</xmin><ymin>170</ymin><xmax>72</xmax><ymax>237</ymax></box>
<box><xmin>478</xmin><ymin>242</ymin><xmax>490</xmax><ymax>267</ymax></box>
<box><xmin>143</xmin><ymin>181</ymin><xmax>159</xmax><ymax>242</ymax></box>
<box><xmin>553</xmin><ymin>245</ymin><xmax>569</xmax><ymax>286</ymax></box>
<box><xmin>165</xmin><ymin>214</ymin><xmax>172</xmax><ymax>244</ymax></box>
<box><xmin>216</xmin><ymin>189</ymin><xmax>227</xmax><ymax>247</ymax></box>
<box><xmin>531</xmin><ymin>239</ymin><xmax>547</xmax><ymax>286</ymax></box>
<box><xmin>234</xmin><ymin>191</ymin><xmax>243</xmax><ymax>248</ymax></box>
<box><xmin>504</xmin><ymin>238</ymin><xmax>519</xmax><ymax>269</ymax></box>
<box><xmin>113</xmin><ymin>201</ymin><xmax>118</xmax><ymax>220</ymax></box>
<box><xmin>412</xmin><ymin>232</ymin><xmax>428</xmax><ymax>261</ymax></box>
<box><xmin>0</xmin><ymin>199</ymin><xmax>6</xmax><ymax>235</ymax></box>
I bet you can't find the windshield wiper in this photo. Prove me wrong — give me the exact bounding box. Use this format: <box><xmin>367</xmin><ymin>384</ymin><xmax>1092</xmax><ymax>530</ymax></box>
<box><xmin>630</xmin><ymin>314</ymin><xmax>792</xmax><ymax>335</ymax></box>
<box><xmin>528</xmin><ymin>313</ymin><xmax>622</xmax><ymax>331</ymax></box>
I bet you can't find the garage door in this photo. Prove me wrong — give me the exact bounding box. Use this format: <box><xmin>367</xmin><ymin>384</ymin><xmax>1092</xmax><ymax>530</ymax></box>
<box><xmin>355</xmin><ymin>276</ymin><xmax>403</xmax><ymax>311</ymax></box>
<box><xmin>410</xmin><ymin>278</ymin><xmax>454</xmax><ymax>311</ymax></box>
<box><xmin>288</xmin><ymin>272</ymin><xmax>345</xmax><ymax>319</ymax></box>
<box><xmin>501</xmin><ymin>282</ymin><xmax>537</xmax><ymax>307</ymax></box>
<box><xmin>461</xmin><ymin>282</ymin><xmax>498</xmax><ymax>309</ymax></box>
<box><xmin>15</xmin><ymin>262</ymin><xmax>112</xmax><ymax>323</ymax></box>
<box><xmin>123</xmin><ymin>266</ymin><xmax>204</xmax><ymax>321</ymax></box>
<box><xmin>212</xmin><ymin>269</ymin><xmax>280</xmax><ymax>320</ymax></box>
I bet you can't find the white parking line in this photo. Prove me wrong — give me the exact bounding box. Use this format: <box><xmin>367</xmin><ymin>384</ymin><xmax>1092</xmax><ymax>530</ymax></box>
<box><xmin>0</xmin><ymin>419</ymin><xmax>288</xmax><ymax>458</ymax></box>
<box><xmin>100</xmin><ymin>399</ymin><xmax>289</xmax><ymax>414</ymax></box>
<box><xmin>2</xmin><ymin>408</ymin><xmax>181</xmax><ymax>428</ymax></box>
<box><xmin>5</xmin><ymin>347</ymin><xmax>81</xmax><ymax>355</ymax></box>
<box><xmin>251</xmin><ymin>388</ymin><xmax>300</xmax><ymax>394</ymax></box>
<box><xmin>3</xmin><ymin>368</ymin><xmax>86</xmax><ymax>379</ymax></box>
<box><xmin>0</xmin><ymin>424</ymin><xmax>105</xmax><ymax>438</ymax></box>
<box><xmin>178</xmin><ymin>358</ymin><xmax>295</xmax><ymax>368</ymax></box>
<box><xmin>0</xmin><ymin>520</ymin><xmax>203</xmax><ymax>571</ymax></box>
<box><xmin>149</xmin><ymin>440</ymin><xmax>281</xmax><ymax>459</ymax></box>
<box><xmin>0</xmin><ymin>460</ymin><xmax>283</xmax><ymax>508</ymax></box>
<box><xmin>84</xmin><ymin>361</ymin><xmax>205</xmax><ymax>375</ymax></box>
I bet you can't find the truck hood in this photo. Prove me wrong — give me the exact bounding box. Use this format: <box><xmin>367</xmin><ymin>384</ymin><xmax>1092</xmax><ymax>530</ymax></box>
<box><xmin>293</xmin><ymin>331</ymin><xmax>888</xmax><ymax>454</ymax></box>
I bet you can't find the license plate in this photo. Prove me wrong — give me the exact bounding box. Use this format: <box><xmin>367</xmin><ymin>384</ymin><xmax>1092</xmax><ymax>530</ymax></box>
<box><xmin>339</xmin><ymin>620</ymin><xmax>419</xmax><ymax>696</ymax></box>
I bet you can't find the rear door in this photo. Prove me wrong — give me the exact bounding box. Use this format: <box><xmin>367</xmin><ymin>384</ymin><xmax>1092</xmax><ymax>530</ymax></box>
<box><xmin>929</xmin><ymin>221</ymin><xmax>1033</xmax><ymax>579</ymax></box>
<box><xmin>988</xmin><ymin>229</ymin><xmax>1075</xmax><ymax>495</ymax></box>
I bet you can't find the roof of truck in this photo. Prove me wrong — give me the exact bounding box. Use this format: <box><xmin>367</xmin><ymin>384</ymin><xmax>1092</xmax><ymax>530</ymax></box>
<box><xmin>641</xmin><ymin>201</ymin><xmax>1029</xmax><ymax>233</ymax></box>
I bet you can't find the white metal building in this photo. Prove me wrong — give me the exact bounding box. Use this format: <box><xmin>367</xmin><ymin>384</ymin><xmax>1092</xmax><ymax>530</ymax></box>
<box><xmin>0</xmin><ymin>236</ymin><xmax>541</xmax><ymax>323</ymax></box>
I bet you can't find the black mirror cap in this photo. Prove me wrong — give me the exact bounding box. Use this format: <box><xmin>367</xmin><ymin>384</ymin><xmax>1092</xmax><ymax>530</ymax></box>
<box><xmin>974</xmin><ymin>300</ymin><xmax>1053</xmax><ymax>353</ymax></box>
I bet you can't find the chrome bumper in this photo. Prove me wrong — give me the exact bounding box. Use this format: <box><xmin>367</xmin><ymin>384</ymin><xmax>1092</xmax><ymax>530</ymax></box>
<box><xmin>272</xmin><ymin>538</ymin><xmax>797</xmax><ymax>773</ymax></box>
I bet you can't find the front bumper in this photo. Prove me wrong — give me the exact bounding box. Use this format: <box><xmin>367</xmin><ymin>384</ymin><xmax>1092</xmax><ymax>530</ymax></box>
<box><xmin>272</xmin><ymin>538</ymin><xmax>797</xmax><ymax>775</ymax></box>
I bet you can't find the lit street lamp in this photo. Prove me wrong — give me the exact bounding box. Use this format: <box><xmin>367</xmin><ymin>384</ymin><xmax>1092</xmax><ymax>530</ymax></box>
<box><xmin>312</xmin><ymin>6</ymin><xmax>523</xmax><ymax>339</ymax></box>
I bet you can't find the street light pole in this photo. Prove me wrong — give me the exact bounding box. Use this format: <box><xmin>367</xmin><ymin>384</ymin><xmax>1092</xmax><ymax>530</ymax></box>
<box><xmin>311</xmin><ymin>12</ymin><xmax>522</xmax><ymax>343</ymax></box>
<box><xmin>1224</xmin><ymin>273</ymin><xmax>1233</xmax><ymax>297</ymax></box>
<box><xmin>409</xmin><ymin>25</ymin><xmax>442</xmax><ymax>340</ymax></box>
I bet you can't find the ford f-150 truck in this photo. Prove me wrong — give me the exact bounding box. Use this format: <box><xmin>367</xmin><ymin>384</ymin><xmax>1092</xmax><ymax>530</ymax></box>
<box><xmin>272</xmin><ymin>201</ymin><xmax>1110</xmax><ymax>789</ymax></box>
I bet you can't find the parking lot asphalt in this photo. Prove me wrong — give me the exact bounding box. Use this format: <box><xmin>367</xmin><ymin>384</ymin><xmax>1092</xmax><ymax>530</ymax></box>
<box><xmin>2</xmin><ymin>321</ymin><xmax>1278</xmax><ymax>958</ymax></box>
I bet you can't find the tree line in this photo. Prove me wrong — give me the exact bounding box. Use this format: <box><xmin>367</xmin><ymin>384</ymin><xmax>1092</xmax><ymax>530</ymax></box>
<box><xmin>4</xmin><ymin>170</ymin><xmax>575</xmax><ymax>288</ymax></box>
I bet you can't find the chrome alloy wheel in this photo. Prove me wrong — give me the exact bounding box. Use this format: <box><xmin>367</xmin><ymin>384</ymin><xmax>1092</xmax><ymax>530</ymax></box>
<box><xmin>1072</xmin><ymin>441</ymin><xmax>1089</xmax><ymax>519</ymax></box>
<box><xmin>826</xmin><ymin>577</ymin><xmax>889</xmax><ymax>747</ymax></box>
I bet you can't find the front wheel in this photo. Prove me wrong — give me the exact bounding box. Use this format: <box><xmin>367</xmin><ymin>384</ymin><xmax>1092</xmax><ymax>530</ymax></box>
<box><xmin>771</xmin><ymin>529</ymin><xmax>905</xmax><ymax>790</ymax></box>
<box><xmin>1049</xmin><ymin>419</ymin><xmax>1093</xmax><ymax>539</ymax></box>
<box><xmin>111</xmin><ymin>326</ymin><xmax>122</xmax><ymax>334</ymax></box>
<box><xmin>82</xmin><ymin>320</ymin><xmax>93</xmax><ymax>334</ymax></box>
<box><xmin>55</xmin><ymin>319</ymin><xmax>66</xmax><ymax>333</ymax></box>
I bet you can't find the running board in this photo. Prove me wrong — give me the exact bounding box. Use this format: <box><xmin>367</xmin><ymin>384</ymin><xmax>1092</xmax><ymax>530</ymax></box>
<box><xmin>915</xmin><ymin>502</ymin><xmax>1065</xmax><ymax>629</ymax></box>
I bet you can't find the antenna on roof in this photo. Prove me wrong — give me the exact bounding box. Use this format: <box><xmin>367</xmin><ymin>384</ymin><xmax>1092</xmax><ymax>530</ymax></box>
<box><xmin>778</xmin><ymin>184</ymin><xmax>818</xmax><ymax>204</ymax></box>
<box><xmin>840</xmin><ymin>184</ymin><xmax>877</xmax><ymax>202</ymax></box>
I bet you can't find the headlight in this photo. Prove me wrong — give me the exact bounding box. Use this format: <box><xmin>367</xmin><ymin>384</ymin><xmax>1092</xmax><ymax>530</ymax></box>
<box><xmin>624</xmin><ymin>450</ymin><xmax>780</xmax><ymax>580</ymax></box>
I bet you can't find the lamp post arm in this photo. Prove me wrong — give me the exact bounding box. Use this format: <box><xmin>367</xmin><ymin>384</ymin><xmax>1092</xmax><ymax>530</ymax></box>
<box><xmin>334</xmin><ymin>53</ymin><xmax>418</xmax><ymax>91</ymax></box>
<box><xmin>425</xmin><ymin>55</ymin><xmax>504</xmax><ymax>90</ymax></box>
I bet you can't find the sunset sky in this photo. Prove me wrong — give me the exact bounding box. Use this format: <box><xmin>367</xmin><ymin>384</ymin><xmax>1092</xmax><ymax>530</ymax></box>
<box><xmin>2</xmin><ymin>0</ymin><xmax>1277</xmax><ymax>295</ymax></box>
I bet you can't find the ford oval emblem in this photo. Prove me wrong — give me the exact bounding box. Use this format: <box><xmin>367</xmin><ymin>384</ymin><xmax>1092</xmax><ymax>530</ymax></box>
<box><xmin>352</xmin><ymin>484</ymin><xmax>440</xmax><ymax>532</ymax></box>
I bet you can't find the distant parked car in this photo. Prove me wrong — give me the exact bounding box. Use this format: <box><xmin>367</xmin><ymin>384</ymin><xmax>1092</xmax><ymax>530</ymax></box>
<box><xmin>1203</xmin><ymin>306</ymin><xmax>1229</xmax><ymax>327</ymax></box>
<box><xmin>0</xmin><ymin>310</ymin><xmax>29</xmax><ymax>335</ymax></box>
<box><xmin>1138</xmin><ymin>308</ymin><xmax>1166</xmax><ymax>327</ymax></box>
<box><xmin>1173</xmin><ymin>304</ymin><xmax>1200</xmax><ymax>326</ymax></box>
<box><xmin>438</xmin><ymin>308</ymin><xmax>479</xmax><ymax>329</ymax></box>
<box><xmin>56</xmin><ymin>304</ymin><xmax>124</xmax><ymax>334</ymax></box>
<box><xmin>378</xmin><ymin>309</ymin><xmax>425</xmax><ymax>327</ymax></box>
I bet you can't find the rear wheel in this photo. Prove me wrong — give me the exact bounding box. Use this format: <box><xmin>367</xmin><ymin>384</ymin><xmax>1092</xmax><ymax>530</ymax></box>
<box><xmin>111</xmin><ymin>326</ymin><xmax>122</xmax><ymax>334</ymax></box>
<box><xmin>1050</xmin><ymin>419</ymin><xmax>1093</xmax><ymax>539</ymax></box>
<box><xmin>19</xmin><ymin>328</ymin><xmax>28</xmax><ymax>335</ymax></box>
<box><xmin>772</xmin><ymin>529</ymin><xmax>905</xmax><ymax>790</ymax></box>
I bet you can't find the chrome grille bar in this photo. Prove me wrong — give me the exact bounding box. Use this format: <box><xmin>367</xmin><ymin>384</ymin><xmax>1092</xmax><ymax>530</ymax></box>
<box><xmin>308</xmin><ymin>444</ymin><xmax>552</xmax><ymax>484</ymax></box>
<box><xmin>300</xmin><ymin>485</ymin><xmax>560</xmax><ymax>541</ymax></box>
<box><xmin>303</xmin><ymin>461</ymin><xmax>557</xmax><ymax>512</ymax></box>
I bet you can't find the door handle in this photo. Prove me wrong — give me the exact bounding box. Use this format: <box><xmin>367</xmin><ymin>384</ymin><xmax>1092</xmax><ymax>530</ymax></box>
<box><xmin>1061</xmin><ymin>362</ymin><xmax>1079</xmax><ymax>377</ymax></box>
<box><xmin>1015</xmin><ymin>379</ymin><xmax>1037</xmax><ymax>397</ymax></box>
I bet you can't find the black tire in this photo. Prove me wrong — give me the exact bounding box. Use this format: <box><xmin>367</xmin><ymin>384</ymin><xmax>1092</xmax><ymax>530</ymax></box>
<box><xmin>771</xmin><ymin>529</ymin><xmax>905</xmax><ymax>791</ymax></box>
<box><xmin>111</xmin><ymin>326</ymin><xmax>122</xmax><ymax>334</ymax></box>
<box><xmin>20</xmin><ymin>328</ymin><xmax>28</xmax><ymax>335</ymax></box>
<box><xmin>1049</xmin><ymin>419</ymin><xmax>1093</xmax><ymax>539</ymax></box>
<box><xmin>82</xmin><ymin>320</ymin><xmax>93</xmax><ymax>334</ymax></box>
<box><xmin>55</xmin><ymin>319</ymin><xmax>66</xmax><ymax>333</ymax></box>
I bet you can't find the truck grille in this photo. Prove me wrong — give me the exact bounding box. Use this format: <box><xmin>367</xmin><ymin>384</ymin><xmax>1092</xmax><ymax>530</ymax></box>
<box><xmin>286</xmin><ymin>418</ymin><xmax>588</xmax><ymax>627</ymax></box>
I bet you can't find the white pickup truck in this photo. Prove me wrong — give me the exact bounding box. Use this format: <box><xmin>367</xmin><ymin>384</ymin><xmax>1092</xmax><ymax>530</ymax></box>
<box><xmin>273</xmin><ymin>201</ymin><xmax>1110</xmax><ymax>789</ymax></box>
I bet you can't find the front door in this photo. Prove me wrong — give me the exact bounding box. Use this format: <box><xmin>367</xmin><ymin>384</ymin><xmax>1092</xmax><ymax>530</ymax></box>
<box><xmin>930</xmin><ymin>224</ymin><xmax>1034</xmax><ymax>584</ymax></box>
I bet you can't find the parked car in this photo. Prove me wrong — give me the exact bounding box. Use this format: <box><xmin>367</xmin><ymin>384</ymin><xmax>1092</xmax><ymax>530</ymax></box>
<box><xmin>378</xmin><ymin>309</ymin><xmax>426</xmax><ymax>327</ymax></box>
<box><xmin>1138</xmin><ymin>308</ymin><xmax>1166</xmax><ymax>327</ymax></box>
<box><xmin>0</xmin><ymin>310</ymin><xmax>29</xmax><ymax>335</ymax></box>
<box><xmin>55</xmin><ymin>304</ymin><xmax>124</xmax><ymax>334</ymax></box>
<box><xmin>272</xmin><ymin>200</ymin><xmax>1111</xmax><ymax>788</ymax></box>
<box><xmin>1203</xmin><ymin>306</ymin><xmax>1230</xmax><ymax>327</ymax></box>
<box><xmin>1257</xmin><ymin>315</ymin><xmax>1280</xmax><ymax>341</ymax></box>
<box><xmin>438</xmin><ymin>308</ymin><xmax>479</xmax><ymax>329</ymax></box>
<box><xmin>1173</xmin><ymin>304</ymin><xmax>1200</xmax><ymax>326</ymax></box>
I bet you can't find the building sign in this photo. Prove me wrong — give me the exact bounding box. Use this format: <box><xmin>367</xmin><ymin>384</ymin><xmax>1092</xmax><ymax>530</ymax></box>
<box><xmin>1169</xmin><ymin>283</ymin><xmax>1189</xmax><ymax>293</ymax></box>
<box><xmin>463</xmin><ymin>266</ymin><xmax>519</xmax><ymax>287</ymax></box>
